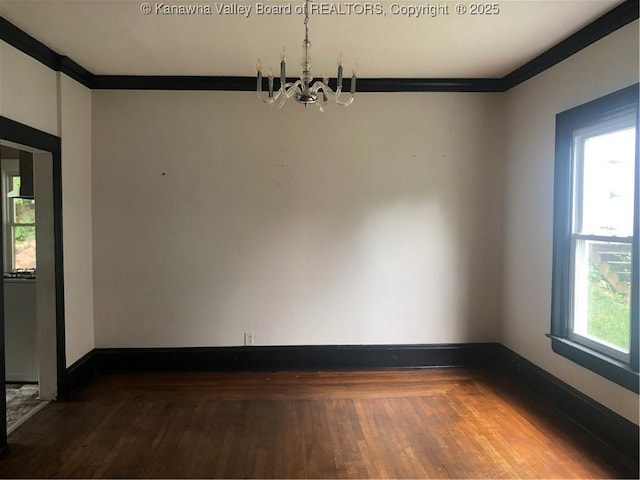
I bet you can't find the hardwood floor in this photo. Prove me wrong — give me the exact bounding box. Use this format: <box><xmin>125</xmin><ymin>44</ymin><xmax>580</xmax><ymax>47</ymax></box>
<box><xmin>0</xmin><ymin>369</ymin><xmax>636</xmax><ymax>478</ymax></box>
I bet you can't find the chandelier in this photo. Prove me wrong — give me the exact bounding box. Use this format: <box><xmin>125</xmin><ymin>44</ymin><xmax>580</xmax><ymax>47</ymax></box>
<box><xmin>255</xmin><ymin>0</ymin><xmax>357</xmax><ymax>111</ymax></box>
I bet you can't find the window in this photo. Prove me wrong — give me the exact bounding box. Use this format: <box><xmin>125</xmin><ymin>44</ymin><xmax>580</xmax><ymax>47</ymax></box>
<box><xmin>5</xmin><ymin>174</ymin><xmax>36</xmax><ymax>270</ymax></box>
<box><xmin>551</xmin><ymin>84</ymin><xmax>639</xmax><ymax>392</ymax></box>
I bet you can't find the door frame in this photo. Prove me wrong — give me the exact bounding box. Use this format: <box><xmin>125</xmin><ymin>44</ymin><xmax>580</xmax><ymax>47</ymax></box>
<box><xmin>0</xmin><ymin>116</ymin><xmax>67</xmax><ymax>452</ymax></box>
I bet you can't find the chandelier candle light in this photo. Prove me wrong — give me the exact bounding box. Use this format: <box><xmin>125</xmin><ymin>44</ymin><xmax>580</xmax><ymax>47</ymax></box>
<box><xmin>256</xmin><ymin>0</ymin><xmax>357</xmax><ymax>111</ymax></box>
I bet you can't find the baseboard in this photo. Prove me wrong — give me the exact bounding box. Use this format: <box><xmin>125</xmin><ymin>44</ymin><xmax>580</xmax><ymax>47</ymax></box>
<box><xmin>64</xmin><ymin>342</ymin><xmax>639</xmax><ymax>464</ymax></box>
<box><xmin>92</xmin><ymin>342</ymin><xmax>500</xmax><ymax>373</ymax></box>
<box><xmin>497</xmin><ymin>345</ymin><xmax>639</xmax><ymax>464</ymax></box>
<box><xmin>67</xmin><ymin>343</ymin><xmax>500</xmax><ymax>395</ymax></box>
<box><xmin>65</xmin><ymin>350</ymin><xmax>98</xmax><ymax>397</ymax></box>
<box><xmin>4</xmin><ymin>379</ymin><xmax>38</xmax><ymax>385</ymax></box>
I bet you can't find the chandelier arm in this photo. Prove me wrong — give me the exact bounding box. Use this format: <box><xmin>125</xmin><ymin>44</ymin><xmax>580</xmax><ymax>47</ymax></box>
<box><xmin>334</xmin><ymin>96</ymin><xmax>355</xmax><ymax>107</ymax></box>
<box><xmin>285</xmin><ymin>80</ymin><xmax>306</xmax><ymax>99</ymax></box>
<box><xmin>310</xmin><ymin>80</ymin><xmax>332</xmax><ymax>95</ymax></box>
<box><xmin>273</xmin><ymin>95</ymin><xmax>289</xmax><ymax>109</ymax></box>
<box><xmin>312</xmin><ymin>81</ymin><xmax>354</xmax><ymax>106</ymax></box>
<box><xmin>257</xmin><ymin>94</ymin><xmax>276</xmax><ymax>104</ymax></box>
<box><xmin>271</xmin><ymin>83</ymin><xmax>302</xmax><ymax>108</ymax></box>
<box><xmin>257</xmin><ymin>89</ymin><xmax>284</xmax><ymax>104</ymax></box>
<box><xmin>256</xmin><ymin>0</ymin><xmax>356</xmax><ymax>110</ymax></box>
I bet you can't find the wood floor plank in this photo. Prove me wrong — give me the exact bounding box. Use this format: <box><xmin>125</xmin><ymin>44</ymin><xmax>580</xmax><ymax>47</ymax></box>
<box><xmin>0</xmin><ymin>369</ymin><xmax>636</xmax><ymax>479</ymax></box>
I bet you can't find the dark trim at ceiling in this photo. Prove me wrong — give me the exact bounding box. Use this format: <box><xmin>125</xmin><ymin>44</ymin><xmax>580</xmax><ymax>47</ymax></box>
<box><xmin>502</xmin><ymin>0</ymin><xmax>640</xmax><ymax>90</ymax></box>
<box><xmin>346</xmin><ymin>78</ymin><xmax>504</xmax><ymax>93</ymax></box>
<box><xmin>0</xmin><ymin>16</ymin><xmax>58</xmax><ymax>71</ymax></box>
<box><xmin>93</xmin><ymin>75</ymin><xmax>252</xmax><ymax>91</ymax></box>
<box><xmin>0</xmin><ymin>0</ymin><xmax>638</xmax><ymax>92</ymax></box>
<box><xmin>0</xmin><ymin>17</ymin><xmax>93</xmax><ymax>87</ymax></box>
<box><xmin>92</xmin><ymin>75</ymin><xmax>504</xmax><ymax>92</ymax></box>
<box><xmin>58</xmin><ymin>56</ymin><xmax>94</xmax><ymax>88</ymax></box>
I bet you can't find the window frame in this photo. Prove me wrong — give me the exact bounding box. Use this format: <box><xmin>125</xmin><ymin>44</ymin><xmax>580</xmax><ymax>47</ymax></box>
<box><xmin>3</xmin><ymin>172</ymin><xmax>36</xmax><ymax>271</ymax></box>
<box><xmin>551</xmin><ymin>84</ymin><xmax>639</xmax><ymax>393</ymax></box>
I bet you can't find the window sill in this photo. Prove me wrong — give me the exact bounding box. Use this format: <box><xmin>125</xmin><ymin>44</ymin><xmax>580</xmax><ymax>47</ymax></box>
<box><xmin>549</xmin><ymin>335</ymin><xmax>639</xmax><ymax>393</ymax></box>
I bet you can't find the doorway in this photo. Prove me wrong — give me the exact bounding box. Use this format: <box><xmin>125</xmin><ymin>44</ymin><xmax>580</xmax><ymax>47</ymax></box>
<box><xmin>1</xmin><ymin>144</ymin><xmax>55</xmax><ymax>433</ymax></box>
<box><xmin>0</xmin><ymin>117</ymin><xmax>66</xmax><ymax>452</ymax></box>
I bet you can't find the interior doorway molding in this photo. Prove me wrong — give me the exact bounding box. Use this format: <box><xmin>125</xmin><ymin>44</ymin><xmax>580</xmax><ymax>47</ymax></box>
<box><xmin>0</xmin><ymin>116</ymin><xmax>67</xmax><ymax>451</ymax></box>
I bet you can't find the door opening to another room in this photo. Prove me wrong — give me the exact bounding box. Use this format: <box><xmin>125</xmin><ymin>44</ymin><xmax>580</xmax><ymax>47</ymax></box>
<box><xmin>1</xmin><ymin>143</ymin><xmax>57</xmax><ymax>435</ymax></box>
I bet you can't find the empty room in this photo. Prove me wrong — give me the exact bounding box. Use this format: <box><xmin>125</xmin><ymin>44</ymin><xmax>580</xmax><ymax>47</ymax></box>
<box><xmin>0</xmin><ymin>0</ymin><xmax>638</xmax><ymax>478</ymax></box>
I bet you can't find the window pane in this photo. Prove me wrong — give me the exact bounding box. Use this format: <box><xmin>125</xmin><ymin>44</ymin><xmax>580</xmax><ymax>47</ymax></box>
<box><xmin>578</xmin><ymin>126</ymin><xmax>636</xmax><ymax>236</ymax></box>
<box><xmin>13</xmin><ymin>198</ymin><xmax>35</xmax><ymax>224</ymax></box>
<box><xmin>13</xmin><ymin>226</ymin><xmax>36</xmax><ymax>270</ymax></box>
<box><xmin>11</xmin><ymin>175</ymin><xmax>20</xmax><ymax>191</ymax></box>
<box><xmin>573</xmin><ymin>240</ymin><xmax>631</xmax><ymax>352</ymax></box>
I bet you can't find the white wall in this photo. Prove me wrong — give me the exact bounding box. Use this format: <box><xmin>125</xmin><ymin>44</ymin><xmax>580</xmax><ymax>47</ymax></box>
<box><xmin>92</xmin><ymin>91</ymin><xmax>505</xmax><ymax>348</ymax></box>
<box><xmin>0</xmin><ymin>40</ymin><xmax>95</xmax><ymax>367</ymax></box>
<box><xmin>59</xmin><ymin>75</ymin><xmax>95</xmax><ymax>366</ymax></box>
<box><xmin>0</xmin><ymin>42</ymin><xmax>58</xmax><ymax>137</ymax></box>
<box><xmin>502</xmin><ymin>21</ymin><xmax>639</xmax><ymax>424</ymax></box>
<box><xmin>33</xmin><ymin>151</ymin><xmax>57</xmax><ymax>399</ymax></box>
<box><xmin>3</xmin><ymin>17</ymin><xmax>638</xmax><ymax>424</ymax></box>
<box><xmin>3</xmin><ymin>280</ymin><xmax>37</xmax><ymax>382</ymax></box>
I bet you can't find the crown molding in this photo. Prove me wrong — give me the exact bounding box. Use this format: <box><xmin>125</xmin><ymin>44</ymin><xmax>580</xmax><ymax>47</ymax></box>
<box><xmin>58</xmin><ymin>55</ymin><xmax>95</xmax><ymax>88</ymax></box>
<box><xmin>349</xmin><ymin>78</ymin><xmax>504</xmax><ymax>93</ymax></box>
<box><xmin>91</xmin><ymin>75</ymin><xmax>503</xmax><ymax>92</ymax></box>
<box><xmin>502</xmin><ymin>0</ymin><xmax>639</xmax><ymax>90</ymax></box>
<box><xmin>0</xmin><ymin>0</ymin><xmax>638</xmax><ymax>92</ymax></box>
<box><xmin>0</xmin><ymin>16</ymin><xmax>58</xmax><ymax>70</ymax></box>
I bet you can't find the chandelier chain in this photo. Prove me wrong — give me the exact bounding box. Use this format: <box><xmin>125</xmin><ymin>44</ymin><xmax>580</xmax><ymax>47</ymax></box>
<box><xmin>304</xmin><ymin>0</ymin><xmax>310</xmax><ymax>43</ymax></box>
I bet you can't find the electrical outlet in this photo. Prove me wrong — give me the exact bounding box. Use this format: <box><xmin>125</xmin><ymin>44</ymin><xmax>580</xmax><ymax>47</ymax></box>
<box><xmin>244</xmin><ymin>332</ymin><xmax>255</xmax><ymax>346</ymax></box>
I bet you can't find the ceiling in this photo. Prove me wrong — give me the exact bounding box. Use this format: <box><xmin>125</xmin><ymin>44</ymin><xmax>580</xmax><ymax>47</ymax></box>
<box><xmin>0</xmin><ymin>0</ymin><xmax>624</xmax><ymax>78</ymax></box>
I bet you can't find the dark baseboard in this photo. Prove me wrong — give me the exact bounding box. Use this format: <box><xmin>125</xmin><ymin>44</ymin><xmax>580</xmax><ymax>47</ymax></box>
<box><xmin>65</xmin><ymin>343</ymin><xmax>500</xmax><ymax>392</ymax></box>
<box><xmin>64</xmin><ymin>342</ymin><xmax>639</xmax><ymax>465</ymax></box>
<box><xmin>497</xmin><ymin>345</ymin><xmax>639</xmax><ymax>465</ymax></box>
<box><xmin>92</xmin><ymin>342</ymin><xmax>500</xmax><ymax>373</ymax></box>
<box><xmin>65</xmin><ymin>350</ymin><xmax>98</xmax><ymax>397</ymax></box>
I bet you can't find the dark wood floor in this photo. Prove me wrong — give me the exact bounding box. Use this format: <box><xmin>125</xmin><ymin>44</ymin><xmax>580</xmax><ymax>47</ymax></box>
<box><xmin>0</xmin><ymin>369</ymin><xmax>636</xmax><ymax>478</ymax></box>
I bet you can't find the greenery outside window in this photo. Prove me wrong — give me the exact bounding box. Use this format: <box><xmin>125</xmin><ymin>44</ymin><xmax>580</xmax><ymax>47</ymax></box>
<box><xmin>551</xmin><ymin>84</ymin><xmax>639</xmax><ymax>392</ymax></box>
<box><xmin>6</xmin><ymin>174</ymin><xmax>36</xmax><ymax>270</ymax></box>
